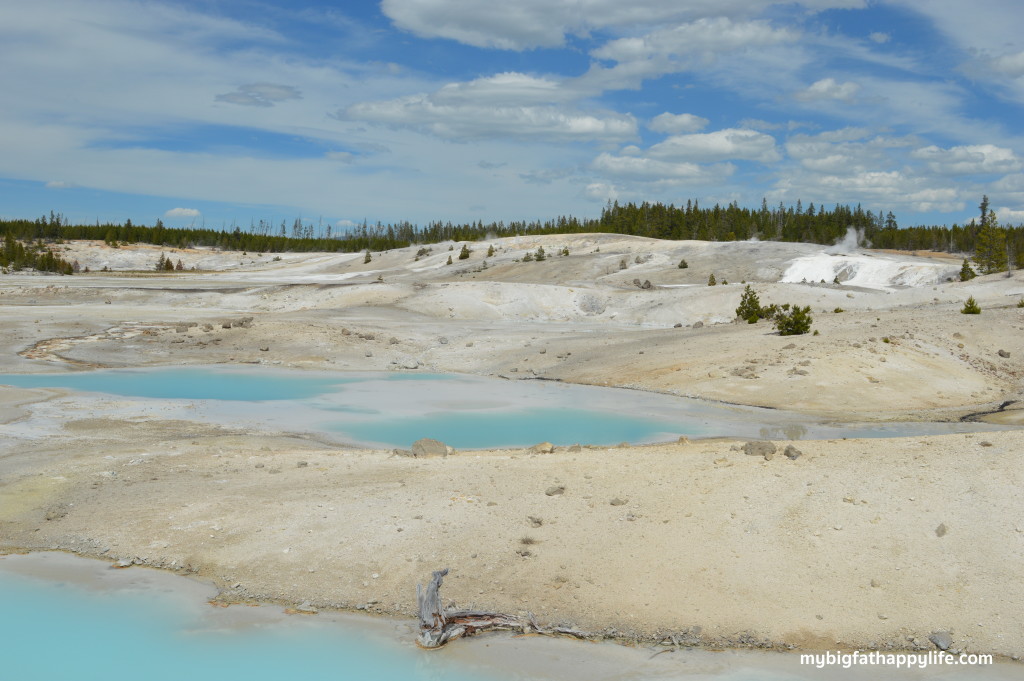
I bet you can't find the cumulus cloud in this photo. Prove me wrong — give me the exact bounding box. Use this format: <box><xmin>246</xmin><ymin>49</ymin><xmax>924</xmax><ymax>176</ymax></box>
<box><xmin>868</xmin><ymin>32</ymin><xmax>890</xmax><ymax>44</ymax></box>
<box><xmin>215</xmin><ymin>83</ymin><xmax>302</xmax><ymax>107</ymax></box>
<box><xmin>591</xmin><ymin>153</ymin><xmax>734</xmax><ymax>182</ymax></box>
<box><xmin>910</xmin><ymin>144</ymin><xmax>1022</xmax><ymax>175</ymax></box>
<box><xmin>584</xmin><ymin>182</ymin><xmax>619</xmax><ymax>202</ymax></box>
<box><xmin>344</xmin><ymin>91</ymin><xmax>636</xmax><ymax>142</ymax></box>
<box><xmin>785</xmin><ymin>129</ymin><xmax>916</xmax><ymax>175</ymax></box>
<box><xmin>647</xmin><ymin>129</ymin><xmax>780</xmax><ymax>163</ymax></box>
<box><xmin>164</xmin><ymin>207</ymin><xmax>200</xmax><ymax>218</ymax></box>
<box><xmin>794</xmin><ymin>77</ymin><xmax>861</xmax><ymax>102</ymax></box>
<box><xmin>648</xmin><ymin>113</ymin><xmax>709</xmax><ymax>135</ymax></box>
<box><xmin>988</xmin><ymin>50</ymin><xmax>1024</xmax><ymax>78</ymax></box>
<box><xmin>996</xmin><ymin>207</ymin><xmax>1024</xmax><ymax>224</ymax></box>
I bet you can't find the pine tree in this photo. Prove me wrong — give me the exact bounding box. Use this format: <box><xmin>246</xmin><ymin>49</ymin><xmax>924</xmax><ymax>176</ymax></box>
<box><xmin>959</xmin><ymin>258</ymin><xmax>976</xmax><ymax>281</ymax></box>
<box><xmin>458</xmin><ymin>244</ymin><xmax>471</xmax><ymax>260</ymax></box>
<box><xmin>486</xmin><ymin>244</ymin><xmax>495</xmax><ymax>257</ymax></box>
<box><xmin>961</xmin><ymin>296</ymin><xmax>981</xmax><ymax>314</ymax></box>
<box><xmin>446</xmin><ymin>255</ymin><xmax>452</xmax><ymax>265</ymax></box>
<box><xmin>708</xmin><ymin>273</ymin><xmax>716</xmax><ymax>286</ymax></box>
<box><xmin>155</xmin><ymin>253</ymin><xmax>166</xmax><ymax>271</ymax></box>
<box><xmin>774</xmin><ymin>305</ymin><xmax>813</xmax><ymax>335</ymax></box>
<box><xmin>973</xmin><ymin>198</ymin><xmax>1007</xmax><ymax>274</ymax></box>
<box><xmin>364</xmin><ymin>250</ymin><xmax>372</xmax><ymax>264</ymax></box>
<box><xmin>735</xmin><ymin>285</ymin><xmax>762</xmax><ymax>322</ymax></box>
<box><xmin>535</xmin><ymin>246</ymin><xmax>546</xmax><ymax>261</ymax></box>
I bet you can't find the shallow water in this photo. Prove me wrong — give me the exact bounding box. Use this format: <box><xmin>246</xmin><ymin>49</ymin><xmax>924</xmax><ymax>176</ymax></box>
<box><xmin>0</xmin><ymin>553</ymin><xmax>1017</xmax><ymax>681</ymax></box>
<box><xmin>0</xmin><ymin>367</ymin><xmax>1009</xmax><ymax>448</ymax></box>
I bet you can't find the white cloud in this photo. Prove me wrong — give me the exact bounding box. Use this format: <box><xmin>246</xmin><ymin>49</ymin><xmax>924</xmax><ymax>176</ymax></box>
<box><xmin>584</xmin><ymin>182</ymin><xmax>619</xmax><ymax>202</ymax></box>
<box><xmin>591</xmin><ymin>153</ymin><xmax>734</xmax><ymax>183</ymax></box>
<box><xmin>794</xmin><ymin>77</ymin><xmax>861</xmax><ymax>102</ymax></box>
<box><xmin>989</xmin><ymin>50</ymin><xmax>1024</xmax><ymax>78</ymax></box>
<box><xmin>648</xmin><ymin>129</ymin><xmax>780</xmax><ymax>163</ymax></box>
<box><xmin>911</xmin><ymin>144</ymin><xmax>1022</xmax><ymax>175</ymax></box>
<box><xmin>868</xmin><ymin>32</ymin><xmax>890</xmax><ymax>44</ymax></box>
<box><xmin>648</xmin><ymin>113</ymin><xmax>709</xmax><ymax>135</ymax></box>
<box><xmin>336</xmin><ymin>219</ymin><xmax>359</xmax><ymax>228</ymax></box>
<box><xmin>45</xmin><ymin>180</ymin><xmax>76</xmax><ymax>189</ymax></box>
<box><xmin>164</xmin><ymin>207</ymin><xmax>200</xmax><ymax>218</ymax></box>
<box><xmin>344</xmin><ymin>92</ymin><xmax>636</xmax><ymax>142</ymax></box>
<box><xmin>380</xmin><ymin>0</ymin><xmax>862</xmax><ymax>50</ymax></box>
<box><xmin>995</xmin><ymin>207</ymin><xmax>1024</xmax><ymax>224</ymax></box>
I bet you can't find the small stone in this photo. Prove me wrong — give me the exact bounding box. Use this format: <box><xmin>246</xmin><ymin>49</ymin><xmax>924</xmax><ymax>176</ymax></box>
<box><xmin>438</xmin><ymin>337</ymin><xmax>449</xmax><ymax>345</ymax></box>
<box><xmin>673</xmin><ymin>323</ymin><xmax>683</xmax><ymax>328</ymax></box>
<box><xmin>392</xmin><ymin>448</ymin><xmax>414</xmax><ymax>457</ymax></box>
<box><xmin>692</xmin><ymin>321</ymin><xmax>703</xmax><ymax>329</ymax></box>
<box><xmin>998</xmin><ymin>349</ymin><xmax>1010</xmax><ymax>358</ymax></box>
<box><xmin>783</xmin><ymin>343</ymin><xmax>796</xmax><ymax>349</ymax></box>
<box><xmin>389</xmin><ymin>337</ymin><xmax>399</xmax><ymax>344</ymax></box>
<box><xmin>979</xmin><ymin>441</ymin><xmax>993</xmax><ymax>447</ymax></box>
<box><xmin>527</xmin><ymin>516</ymin><xmax>543</xmax><ymax>528</ymax></box>
<box><xmin>609</xmin><ymin>497</ymin><xmax>628</xmax><ymax>506</ymax></box>
<box><xmin>545</xmin><ymin>485</ymin><xmax>565</xmax><ymax>496</ymax></box>
<box><xmin>411</xmin><ymin>438</ymin><xmax>449</xmax><ymax>457</ymax></box>
<box><xmin>870</xmin><ymin>579</ymin><xmax>881</xmax><ymax>588</ymax></box>
<box><xmin>365</xmin><ymin>350</ymin><xmax>373</xmax><ymax>357</ymax></box>
<box><xmin>254</xmin><ymin>463</ymin><xmax>265</xmax><ymax>468</ymax></box>
<box><xmin>929</xmin><ymin>631</ymin><xmax>953</xmax><ymax>651</ymax></box>
<box><xmin>743</xmin><ymin>441</ymin><xmax>777</xmax><ymax>460</ymax></box>
<box><xmin>259</xmin><ymin>346</ymin><xmax>269</xmax><ymax>352</ymax></box>
<box><xmin>935</xmin><ymin>523</ymin><xmax>948</xmax><ymax>537</ymax></box>
<box><xmin>783</xmin><ymin>445</ymin><xmax>802</xmax><ymax>460</ymax></box>
<box><xmin>296</xmin><ymin>461</ymin><xmax>308</xmax><ymax>468</ymax></box>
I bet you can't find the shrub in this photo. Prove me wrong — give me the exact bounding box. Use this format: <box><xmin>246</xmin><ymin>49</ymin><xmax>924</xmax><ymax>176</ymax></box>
<box><xmin>961</xmin><ymin>296</ymin><xmax>981</xmax><ymax>314</ymax></box>
<box><xmin>486</xmin><ymin>244</ymin><xmax>495</xmax><ymax>257</ymax></box>
<box><xmin>833</xmin><ymin>307</ymin><xmax>844</xmax><ymax>313</ymax></box>
<box><xmin>364</xmin><ymin>250</ymin><xmax>372</xmax><ymax>264</ymax></box>
<box><xmin>458</xmin><ymin>244</ymin><xmax>471</xmax><ymax>260</ymax></box>
<box><xmin>561</xmin><ymin>247</ymin><xmax>569</xmax><ymax>256</ymax></box>
<box><xmin>446</xmin><ymin>255</ymin><xmax>453</xmax><ymax>265</ymax></box>
<box><xmin>535</xmin><ymin>246</ymin><xmax>546</xmax><ymax>261</ymax></box>
<box><xmin>1017</xmin><ymin>299</ymin><xmax>1024</xmax><ymax>308</ymax></box>
<box><xmin>773</xmin><ymin>305</ymin><xmax>813</xmax><ymax>336</ymax></box>
<box><xmin>735</xmin><ymin>285</ymin><xmax>762</xmax><ymax>323</ymax></box>
<box><xmin>708</xmin><ymin>273</ymin><xmax>716</xmax><ymax>286</ymax></box>
<box><xmin>678</xmin><ymin>259</ymin><xmax>688</xmax><ymax>269</ymax></box>
<box><xmin>523</xmin><ymin>252</ymin><xmax>534</xmax><ymax>262</ymax></box>
<box><xmin>960</xmin><ymin>258</ymin><xmax>977</xmax><ymax>281</ymax></box>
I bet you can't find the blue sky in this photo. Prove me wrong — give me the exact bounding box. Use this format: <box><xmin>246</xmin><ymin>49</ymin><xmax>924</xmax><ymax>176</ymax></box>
<box><xmin>2</xmin><ymin>0</ymin><xmax>1024</xmax><ymax>231</ymax></box>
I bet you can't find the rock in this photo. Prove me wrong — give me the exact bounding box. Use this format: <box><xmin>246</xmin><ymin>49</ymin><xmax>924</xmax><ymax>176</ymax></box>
<box><xmin>364</xmin><ymin>350</ymin><xmax>373</xmax><ymax>357</ymax></box>
<box><xmin>392</xmin><ymin>448</ymin><xmax>414</xmax><ymax>457</ymax></box>
<box><xmin>692</xmin><ymin>321</ymin><xmax>703</xmax><ymax>329</ymax></box>
<box><xmin>232</xmin><ymin>317</ymin><xmax>253</xmax><ymax>328</ymax></box>
<box><xmin>870</xmin><ymin>579</ymin><xmax>881</xmax><ymax>588</ymax></box>
<box><xmin>935</xmin><ymin>523</ymin><xmax>948</xmax><ymax>537</ymax></box>
<box><xmin>929</xmin><ymin>631</ymin><xmax>953</xmax><ymax>651</ymax></box>
<box><xmin>202</xmin><ymin>324</ymin><xmax>213</xmax><ymax>331</ymax></box>
<box><xmin>743</xmin><ymin>441</ymin><xmax>777</xmax><ymax>460</ymax></box>
<box><xmin>677</xmin><ymin>436</ymin><xmax>690</xmax><ymax>444</ymax></box>
<box><xmin>783</xmin><ymin>445</ymin><xmax>802</xmax><ymax>460</ymax></box>
<box><xmin>296</xmin><ymin>461</ymin><xmax>308</xmax><ymax>468</ymax></box>
<box><xmin>673</xmin><ymin>323</ymin><xmax>683</xmax><ymax>328</ymax></box>
<box><xmin>567</xmin><ymin>444</ymin><xmax>582</xmax><ymax>453</ymax></box>
<box><xmin>641</xmin><ymin>280</ymin><xmax>652</xmax><ymax>289</ymax></box>
<box><xmin>998</xmin><ymin>349</ymin><xmax>1010</xmax><ymax>358</ymax></box>
<box><xmin>465</xmin><ymin>341</ymin><xmax>474</xmax><ymax>347</ymax></box>
<box><xmin>783</xmin><ymin>343</ymin><xmax>796</xmax><ymax>349</ymax></box>
<box><xmin>545</xmin><ymin>485</ymin><xmax>565</xmax><ymax>496</ymax></box>
<box><xmin>438</xmin><ymin>337</ymin><xmax>449</xmax><ymax>345</ymax></box>
<box><xmin>294</xmin><ymin>601</ymin><xmax>318</xmax><ymax>614</ymax></box>
<box><xmin>633</xmin><ymin>278</ymin><xmax>642</xmax><ymax>288</ymax></box>
<box><xmin>175</xmin><ymin>325</ymin><xmax>189</xmax><ymax>333</ymax></box>
<box><xmin>527</xmin><ymin>516</ymin><xmax>543</xmax><ymax>528</ymax></box>
<box><xmin>389</xmin><ymin>337</ymin><xmax>399</xmax><ymax>344</ymax></box>
<box><xmin>221</xmin><ymin>321</ymin><xmax>232</xmax><ymax>329</ymax></box>
<box><xmin>411</xmin><ymin>438</ymin><xmax>449</xmax><ymax>457</ymax></box>
<box><xmin>254</xmin><ymin>463</ymin><xmax>265</xmax><ymax>468</ymax></box>
<box><xmin>609</xmin><ymin>497</ymin><xmax>628</xmax><ymax>506</ymax></box>
<box><xmin>341</xmin><ymin>328</ymin><xmax>351</xmax><ymax>336</ymax></box>
<box><xmin>44</xmin><ymin>504</ymin><xmax>69</xmax><ymax>521</ymax></box>
<box><xmin>530</xmin><ymin>442</ymin><xmax>555</xmax><ymax>454</ymax></box>
<box><xmin>259</xmin><ymin>346</ymin><xmax>269</xmax><ymax>352</ymax></box>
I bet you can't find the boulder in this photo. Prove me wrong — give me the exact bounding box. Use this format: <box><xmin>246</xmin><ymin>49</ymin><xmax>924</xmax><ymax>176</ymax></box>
<box><xmin>783</xmin><ymin>444</ymin><xmax>802</xmax><ymax>460</ymax></box>
<box><xmin>411</xmin><ymin>438</ymin><xmax>449</xmax><ymax>457</ymax></box>
<box><xmin>998</xmin><ymin>349</ymin><xmax>1010</xmax><ymax>358</ymax></box>
<box><xmin>530</xmin><ymin>442</ymin><xmax>555</xmax><ymax>454</ymax></box>
<box><xmin>545</xmin><ymin>485</ymin><xmax>565</xmax><ymax>496</ymax></box>
<box><xmin>743</xmin><ymin>441</ymin><xmax>777</xmax><ymax>460</ymax></box>
<box><xmin>929</xmin><ymin>631</ymin><xmax>953</xmax><ymax>651</ymax></box>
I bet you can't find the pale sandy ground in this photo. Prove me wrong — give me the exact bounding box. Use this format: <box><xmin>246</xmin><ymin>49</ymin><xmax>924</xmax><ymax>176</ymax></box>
<box><xmin>2</xmin><ymin>235</ymin><xmax>1024</xmax><ymax>663</ymax></box>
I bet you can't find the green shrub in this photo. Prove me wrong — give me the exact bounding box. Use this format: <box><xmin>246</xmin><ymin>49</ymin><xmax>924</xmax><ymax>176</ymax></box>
<box><xmin>458</xmin><ymin>244</ymin><xmax>471</xmax><ymax>260</ymax></box>
<box><xmin>773</xmin><ymin>304</ymin><xmax>813</xmax><ymax>336</ymax></box>
<box><xmin>486</xmin><ymin>244</ymin><xmax>495</xmax><ymax>257</ymax></box>
<box><xmin>1017</xmin><ymin>298</ymin><xmax>1024</xmax><ymax>308</ymax></box>
<box><xmin>364</xmin><ymin>250</ymin><xmax>372</xmax><ymax>264</ymax></box>
<box><xmin>961</xmin><ymin>296</ymin><xmax>981</xmax><ymax>314</ymax></box>
<box><xmin>561</xmin><ymin>247</ymin><xmax>569</xmax><ymax>256</ymax></box>
<box><xmin>708</xmin><ymin>273</ymin><xmax>716</xmax><ymax>286</ymax></box>
<box><xmin>446</xmin><ymin>255</ymin><xmax>452</xmax><ymax>265</ymax></box>
<box><xmin>960</xmin><ymin>258</ymin><xmax>977</xmax><ymax>281</ymax></box>
<box><xmin>833</xmin><ymin>307</ymin><xmax>844</xmax><ymax>313</ymax></box>
<box><xmin>535</xmin><ymin>246</ymin><xmax>546</xmax><ymax>261</ymax></box>
<box><xmin>735</xmin><ymin>285</ymin><xmax>762</xmax><ymax>323</ymax></box>
<box><xmin>523</xmin><ymin>252</ymin><xmax>534</xmax><ymax>262</ymax></box>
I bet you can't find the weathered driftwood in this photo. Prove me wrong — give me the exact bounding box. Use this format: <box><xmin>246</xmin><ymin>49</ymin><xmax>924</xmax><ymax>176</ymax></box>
<box><xmin>416</xmin><ymin>568</ymin><xmax>590</xmax><ymax>648</ymax></box>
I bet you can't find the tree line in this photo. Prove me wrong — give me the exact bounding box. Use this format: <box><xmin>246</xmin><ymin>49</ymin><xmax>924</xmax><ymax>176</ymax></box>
<box><xmin>1</xmin><ymin>197</ymin><xmax>1021</xmax><ymax>274</ymax></box>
